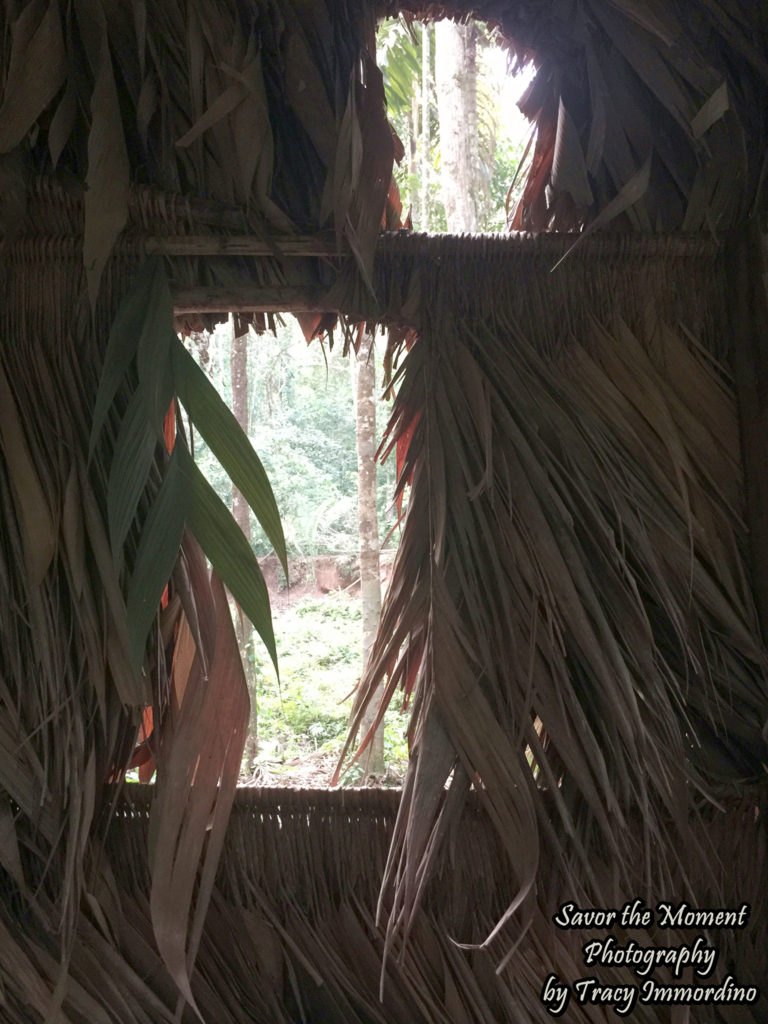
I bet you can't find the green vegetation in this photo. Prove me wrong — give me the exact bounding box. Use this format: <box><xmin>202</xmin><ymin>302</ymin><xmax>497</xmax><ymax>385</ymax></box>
<box><xmin>190</xmin><ymin>321</ymin><xmax>399</xmax><ymax>561</ymax></box>
<box><xmin>247</xmin><ymin>593</ymin><xmax>409</xmax><ymax>784</ymax></box>
<box><xmin>179</xmin><ymin>22</ymin><xmax>531</xmax><ymax>782</ymax></box>
<box><xmin>186</xmin><ymin>318</ymin><xmax>405</xmax><ymax>784</ymax></box>
<box><xmin>377</xmin><ymin>17</ymin><xmax>528</xmax><ymax>232</ymax></box>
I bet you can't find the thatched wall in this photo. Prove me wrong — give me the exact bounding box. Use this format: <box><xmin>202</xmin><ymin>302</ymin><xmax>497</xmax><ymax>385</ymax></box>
<box><xmin>4</xmin><ymin>172</ymin><xmax>768</xmax><ymax>1019</ymax></box>
<box><xmin>0</xmin><ymin>0</ymin><xmax>390</xmax><ymax>1008</ymax></box>
<box><xmin>1</xmin><ymin>0</ymin><xmax>768</xmax><ymax>1021</ymax></box>
<box><xmin>383</xmin><ymin>0</ymin><xmax>768</xmax><ymax>233</ymax></box>
<box><xmin>344</xmin><ymin>230</ymin><xmax>768</xmax><ymax>1020</ymax></box>
<box><xmin>101</xmin><ymin>785</ymin><xmax>765</xmax><ymax>1024</ymax></box>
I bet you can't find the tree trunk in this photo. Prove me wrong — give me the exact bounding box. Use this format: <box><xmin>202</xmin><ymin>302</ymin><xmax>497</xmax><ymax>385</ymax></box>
<box><xmin>230</xmin><ymin>325</ymin><xmax>250</xmax><ymax>538</ymax></box>
<box><xmin>420</xmin><ymin>23</ymin><xmax>431</xmax><ymax>230</ymax></box>
<box><xmin>435</xmin><ymin>20</ymin><xmax>479</xmax><ymax>232</ymax></box>
<box><xmin>355</xmin><ymin>330</ymin><xmax>384</xmax><ymax>776</ymax></box>
<box><xmin>230</xmin><ymin>318</ymin><xmax>259</xmax><ymax>767</ymax></box>
<box><xmin>410</xmin><ymin>91</ymin><xmax>420</xmax><ymax>227</ymax></box>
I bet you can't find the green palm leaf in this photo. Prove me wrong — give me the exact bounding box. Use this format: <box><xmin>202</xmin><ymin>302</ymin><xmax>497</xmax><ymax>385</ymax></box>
<box><xmin>125</xmin><ymin>444</ymin><xmax>187</xmax><ymax>671</ymax></box>
<box><xmin>172</xmin><ymin>338</ymin><xmax>288</xmax><ymax>577</ymax></box>
<box><xmin>90</xmin><ymin>258</ymin><xmax>283</xmax><ymax>677</ymax></box>
<box><xmin>178</xmin><ymin>444</ymin><xmax>277</xmax><ymax>675</ymax></box>
<box><xmin>89</xmin><ymin>260</ymin><xmax>165</xmax><ymax>459</ymax></box>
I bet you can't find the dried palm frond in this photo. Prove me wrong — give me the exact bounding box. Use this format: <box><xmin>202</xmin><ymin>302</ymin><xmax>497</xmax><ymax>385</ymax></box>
<box><xmin>2</xmin><ymin>0</ymin><xmax>768</xmax><ymax>1019</ymax></box>
<box><xmin>0</xmin><ymin>1</ymin><xmax>392</xmax><ymax>1014</ymax></box>
<box><xmin>0</xmin><ymin>234</ymin><xmax>288</xmax><ymax>1017</ymax></box>
<box><xmin>0</xmin><ymin>0</ymin><xmax>392</xmax><ymax>301</ymax></box>
<box><xmin>340</xmin><ymin>231</ymin><xmax>768</xmax><ymax>1017</ymax></box>
<box><xmin>384</xmin><ymin>0</ymin><xmax>768</xmax><ymax>232</ymax></box>
<box><xmin>97</xmin><ymin>784</ymin><xmax>766</xmax><ymax>1024</ymax></box>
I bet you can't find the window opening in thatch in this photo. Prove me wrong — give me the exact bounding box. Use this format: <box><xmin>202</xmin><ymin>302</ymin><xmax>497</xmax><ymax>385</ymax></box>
<box><xmin>376</xmin><ymin>15</ymin><xmax>534</xmax><ymax>234</ymax></box>
<box><xmin>163</xmin><ymin>313</ymin><xmax>409</xmax><ymax>792</ymax></box>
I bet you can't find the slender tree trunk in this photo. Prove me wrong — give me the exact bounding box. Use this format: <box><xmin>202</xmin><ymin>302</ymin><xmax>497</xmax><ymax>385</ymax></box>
<box><xmin>435</xmin><ymin>20</ymin><xmax>479</xmax><ymax>232</ymax></box>
<box><xmin>230</xmin><ymin>318</ymin><xmax>258</xmax><ymax>767</ymax></box>
<box><xmin>230</xmin><ymin>325</ymin><xmax>250</xmax><ymax>538</ymax></box>
<box><xmin>410</xmin><ymin>92</ymin><xmax>420</xmax><ymax>226</ymax></box>
<box><xmin>420</xmin><ymin>23</ymin><xmax>431</xmax><ymax>230</ymax></box>
<box><xmin>355</xmin><ymin>330</ymin><xmax>384</xmax><ymax>776</ymax></box>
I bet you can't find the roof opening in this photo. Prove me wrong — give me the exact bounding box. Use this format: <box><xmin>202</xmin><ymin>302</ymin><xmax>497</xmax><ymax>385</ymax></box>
<box><xmin>376</xmin><ymin>15</ymin><xmax>534</xmax><ymax>233</ymax></box>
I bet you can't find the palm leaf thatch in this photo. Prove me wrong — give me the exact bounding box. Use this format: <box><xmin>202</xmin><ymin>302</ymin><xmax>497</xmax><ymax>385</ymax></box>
<box><xmin>0</xmin><ymin>233</ymin><xmax>287</xmax><ymax>1017</ymax></box>
<box><xmin>106</xmin><ymin>784</ymin><xmax>767</xmax><ymax>1023</ymax></box>
<box><xmin>0</xmin><ymin>0</ymin><xmax>393</xmax><ymax>1013</ymax></box>
<box><xmin>0</xmin><ymin>0</ymin><xmax>392</xmax><ymax>297</ymax></box>
<box><xmin>385</xmin><ymin>0</ymin><xmax>768</xmax><ymax>233</ymax></box>
<box><xmin>339</xmin><ymin>231</ymin><xmax>768</xmax><ymax>1019</ymax></box>
<box><xmin>1</xmin><ymin>0</ymin><xmax>767</xmax><ymax>1021</ymax></box>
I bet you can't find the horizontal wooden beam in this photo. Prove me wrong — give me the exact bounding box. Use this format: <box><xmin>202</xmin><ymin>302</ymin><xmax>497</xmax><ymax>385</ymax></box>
<box><xmin>6</xmin><ymin>229</ymin><xmax>720</xmax><ymax>265</ymax></box>
<box><xmin>145</xmin><ymin>235</ymin><xmax>339</xmax><ymax>258</ymax></box>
